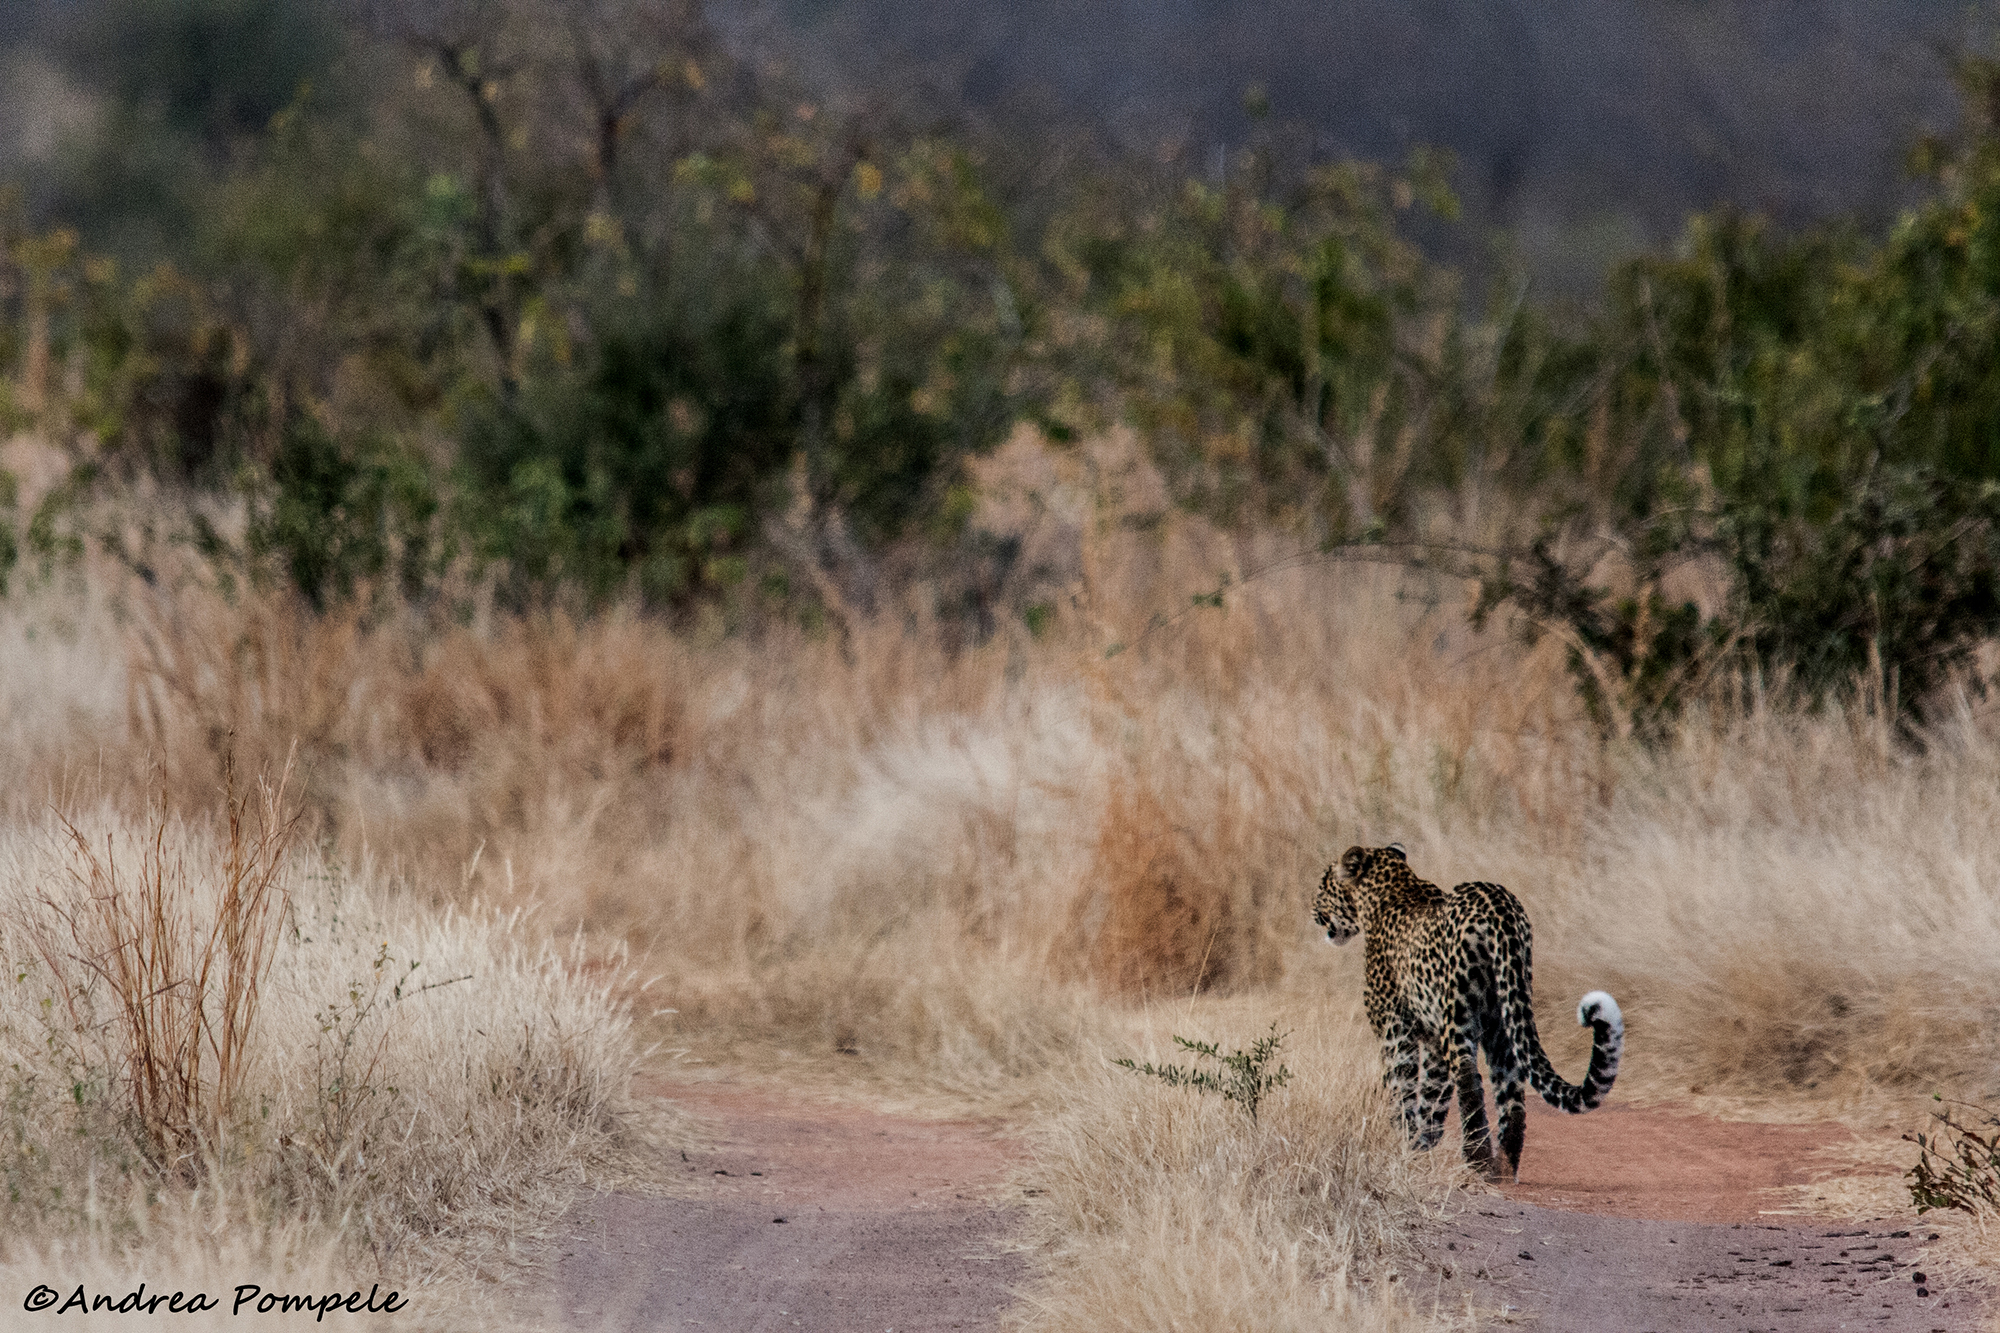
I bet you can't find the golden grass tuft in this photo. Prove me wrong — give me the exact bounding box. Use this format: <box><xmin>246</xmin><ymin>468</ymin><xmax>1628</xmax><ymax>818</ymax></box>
<box><xmin>1014</xmin><ymin>999</ymin><xmax>1463</xmax><ymax>1332</ymax></box>
<box><xmin>1082</xmin><ymin>781</ymin><xmax>1242</xmax><ymax>996</ymax></box>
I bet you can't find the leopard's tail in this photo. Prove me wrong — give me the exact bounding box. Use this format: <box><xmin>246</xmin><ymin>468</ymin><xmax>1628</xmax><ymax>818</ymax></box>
<box><xmin>1500</xmin><ymin>966</ymin><xmax>1622</xmax><ymax>1113</ymax></box>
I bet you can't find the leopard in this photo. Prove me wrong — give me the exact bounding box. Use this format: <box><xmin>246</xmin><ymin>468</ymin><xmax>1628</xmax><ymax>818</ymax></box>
<box><xmin>1312</xmin><ymin>842</ymin><xmax>1622</xmax><ymax>1181</ymax></box>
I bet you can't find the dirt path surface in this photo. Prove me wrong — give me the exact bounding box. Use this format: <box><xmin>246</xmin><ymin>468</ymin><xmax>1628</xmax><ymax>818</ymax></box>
<box><xmin>1422</xmin><ymin>1206</ymin><xmax>1974</xmax><ymax>1331</ymax></box>
<box><xmin>549</xmin><ymin>1083</ymin><xmax>1991</xmax><ymax>1332</ymax></box>
<box><xmin>1504</xmin><ymin>1098</ymin><xmax>1868</xmax><ymax>1223</ymax></box>
<box><xmin>552</xmin><ymin>1080</ymin><xmax>1028</xmax><ymax>1331</ymax></box>
<box><xmin>1410</xmin><ymin>1100</ymin><xmax>1990</xmax><ymax>1331</ymax></box>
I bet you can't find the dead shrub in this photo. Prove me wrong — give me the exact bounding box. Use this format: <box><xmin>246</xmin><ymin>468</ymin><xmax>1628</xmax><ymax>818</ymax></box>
<box><xmin>30</xmin><ymin>758</ymin><xmax>297</xmax><ymax>1175</ymax></box>
<box><xmin>116</xmin><ymin>587</ymin><xmax>688</xmax><ymax>922</ymax></box>
<box><xmin>126</xmin><ymin>589</ymin><xmax>366</xmax><ymax>799</ymax></box>
<box><xmin>401</xmin><ymin>663</ymin><xmax>481</xmax><ymax>770</ymax></box>
<box><xmin>1081</xmin><ymin>783</ymin><xmax>1238</xmax><ymax>996</ymax></box>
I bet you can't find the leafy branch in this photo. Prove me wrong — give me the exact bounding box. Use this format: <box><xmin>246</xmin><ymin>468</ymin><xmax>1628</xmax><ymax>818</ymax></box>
<box><xmin>1115</xmin><ymin>1023</ymin><xmax>1292</xmax><ymax>1122</ymax></box>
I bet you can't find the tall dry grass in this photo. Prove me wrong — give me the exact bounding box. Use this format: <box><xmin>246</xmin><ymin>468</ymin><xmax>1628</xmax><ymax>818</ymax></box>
<box><xmin>0</xmin><ymin>797</ymin><xmax>639</xmax><ymax>1325</ymax></box>
<box><xmin>3</xmin><ymin>430</ymin><xmax>2000</xmax><ymax>1322</ymax></box>
<box><xmin>31</xmin><ymin>759</ymin><xmax>296</xmax><ymax>1178</ymax></box>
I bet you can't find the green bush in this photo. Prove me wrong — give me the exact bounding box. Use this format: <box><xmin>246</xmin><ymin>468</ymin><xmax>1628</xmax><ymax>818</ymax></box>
<box><xmin>1472</xmin><ymin>83</ymin><xmax>2000</xmax><ymax>732</ymax></box>
<box><xmin>22</xmin><ymin>0</ymin><xmax>2000</xmax><ymax>730</ymax></box>
<box><xmin>248</xmin><ymin>418</ymin><xmax>438</xmax><ymax>611</ymax></box>
<box><xmin>457</xmin><ymin>297</ymin><xmax>793</xmax><ymax>608</ymax></box>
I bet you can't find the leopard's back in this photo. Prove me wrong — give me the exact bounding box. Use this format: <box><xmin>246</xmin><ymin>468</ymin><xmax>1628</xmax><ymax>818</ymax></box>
<box><xmin>1316</xmin><ymin>843</ymin><xmax>1466</xmax><ymax>1033</ymax></box>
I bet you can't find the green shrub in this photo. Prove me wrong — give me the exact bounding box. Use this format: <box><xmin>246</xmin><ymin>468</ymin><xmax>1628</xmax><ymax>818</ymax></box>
<box><xmin>1115</xmin><ymin>1024</ymin><xmax>1293</xmax><ymax>1123</ymax></box>
<box><xmin>455</xmin><ymin>296</ymin><xmax>793</xmax><ymax>609</ymax></box>
<box><xmin>248</xmin><ymin>418</ymin><xmax>439</xmax><ymax>611</ymax></box>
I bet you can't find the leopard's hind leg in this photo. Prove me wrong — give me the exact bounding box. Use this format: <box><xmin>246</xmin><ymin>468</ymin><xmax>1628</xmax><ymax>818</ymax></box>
<box><xmin>1482</xmin><ymin>1012</ymin><xmax>1527</xmax><ymax>1180</ymax></box>
<box><xmin>1451</xmin><ymin>1005</ymin><xmax>1496</xmax><ymax>1174</ymax></box>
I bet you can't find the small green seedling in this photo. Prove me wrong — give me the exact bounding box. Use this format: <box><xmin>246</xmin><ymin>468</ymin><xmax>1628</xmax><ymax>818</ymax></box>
<box><xmin>1905</xmin><ymin>1095</ymin><xmax>2000</xmax><ymax>1215</ymax></box>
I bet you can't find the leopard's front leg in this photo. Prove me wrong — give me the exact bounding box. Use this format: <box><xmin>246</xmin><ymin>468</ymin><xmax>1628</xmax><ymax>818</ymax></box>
<box><xmin>1414</xmin><ymin>1031</ymin><xmax>1454</xmax><ymax>1149</ymax></box>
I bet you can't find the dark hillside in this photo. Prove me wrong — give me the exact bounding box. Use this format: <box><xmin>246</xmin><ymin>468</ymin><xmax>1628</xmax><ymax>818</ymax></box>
<box><xmin>729</xmin><ymin>0</ymin><xmax>1978</xmax><ymax>293</ymax></box>
<box><xmin>1</xmin><ymin>2</ymin><xmax>1981</xmax><ymax>291</ymax></box>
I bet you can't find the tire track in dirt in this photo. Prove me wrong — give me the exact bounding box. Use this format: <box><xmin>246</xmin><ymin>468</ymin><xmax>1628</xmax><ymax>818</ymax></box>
<box><xmin>553</xmin><ymin>1079</ymin><xmax>1028</xmax><ymax>1332</ymax></box>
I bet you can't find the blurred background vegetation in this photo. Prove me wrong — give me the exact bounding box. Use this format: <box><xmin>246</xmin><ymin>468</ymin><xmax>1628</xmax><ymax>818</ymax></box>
<box><xmin>8</xmin><ymin>0</ymin><xmax>2000</xmax><ymax>732</ymax></box>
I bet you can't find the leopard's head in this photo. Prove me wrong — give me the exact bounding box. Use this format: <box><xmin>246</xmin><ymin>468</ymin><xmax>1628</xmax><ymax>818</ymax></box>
<box><xmin>1312</xmin><ymin>842</ymin><xmax>1406</xmax><ymax>945</ymax></box>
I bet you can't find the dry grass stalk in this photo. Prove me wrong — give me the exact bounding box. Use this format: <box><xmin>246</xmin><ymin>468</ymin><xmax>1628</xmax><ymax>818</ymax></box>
<box><xmin>32</xmin><ymin>755</ymin><xmax>297</xmax><ymax>1174</ymax></box>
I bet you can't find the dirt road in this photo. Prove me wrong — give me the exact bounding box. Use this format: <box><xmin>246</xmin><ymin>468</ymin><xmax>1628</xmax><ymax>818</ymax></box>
<box><xmin>552</xmin><ymin>1085</ymin><xmax>1990</xmax><ymax>1332</ymax></box>
<box><xmin>552</xmin><ymin>1081</ymin><xmax>1027</xmax><ymax>1332</ymax></box>
<box><xmin>1419</xmin><ymin>1100</ymin><xmax>1987</xmax><ymax>1330</ymax></box>
<box><xmin>1425</xmin><ymin>1205</ymin><xmax>1969</xmax><ymax>1332</ymax></box>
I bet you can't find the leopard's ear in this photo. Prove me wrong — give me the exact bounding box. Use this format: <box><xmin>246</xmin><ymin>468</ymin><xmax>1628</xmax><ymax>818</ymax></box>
<box><xmin>1385</xmin><ymin>842</ymin><xmax>1407</xmax><ymax>860</ymax></box>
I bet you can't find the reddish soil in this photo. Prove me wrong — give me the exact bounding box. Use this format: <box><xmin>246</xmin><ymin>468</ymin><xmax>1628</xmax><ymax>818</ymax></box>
<box><xmin>552</xmin><ymin>1078</ymin><xmax>1028</xmax><ymax>1331</ymax></box>
<box><xmin>551</xmin><ymin>1084</ymin><xmax>1992</xmax><ymax>1332</ymax></box>
<box><xmin>1505</xmin><ymin>1098</ymin><xmax>1873</xmax><ymax>1223</ymax></box>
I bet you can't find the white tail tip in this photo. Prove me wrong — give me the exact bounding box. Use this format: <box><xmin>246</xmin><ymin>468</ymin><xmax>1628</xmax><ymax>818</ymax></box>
<box><xmin>1578</xmin><ymin>991</ymin><xmax>1622</xmax><ymax>1031</ymax></box>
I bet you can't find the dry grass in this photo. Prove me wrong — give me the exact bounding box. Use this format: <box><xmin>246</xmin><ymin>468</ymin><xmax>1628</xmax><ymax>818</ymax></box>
<box><xmin>31</xmin><ymin>758</ymin><xmax>296</xmax><ymax>1177</ymax></box>
<box><xmin>1931</xmin><ymin>1213</ymin><xmax>2000</xmax><ymax>1333</ymax></box>
<box><xmin>76</xmin><ymin>564</ymin><xmax>2000</xmax><ymax>1111</ymax></box>
<box><xmin>1014</xmin><ymin>997</ymin><xmax>1467</xmax><ymax>1333</ymax></box>
<box><xmin>3</xmin><ymin>431</ymin><xmax>2000</xmax><ymax>1322</ymax></box>
<box><xmin>0</xmin><ymin>800</ymin><xmax>641</xmax><ymax>1325</ymax></box>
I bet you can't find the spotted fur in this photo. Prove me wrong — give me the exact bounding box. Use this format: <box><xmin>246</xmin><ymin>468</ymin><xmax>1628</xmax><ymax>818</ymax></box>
<box><xmin>1312</xmin><ymin>843</ymin><xmax>1622</xmax><ymax>1180</ymax></box>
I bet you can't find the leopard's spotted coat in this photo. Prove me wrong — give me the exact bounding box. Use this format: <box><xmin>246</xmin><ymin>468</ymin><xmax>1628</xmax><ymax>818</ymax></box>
<box><xmin>1312</xmin><ymin>843</ymin><xmax>1622</xmax><ymax>1180</ymax></box>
